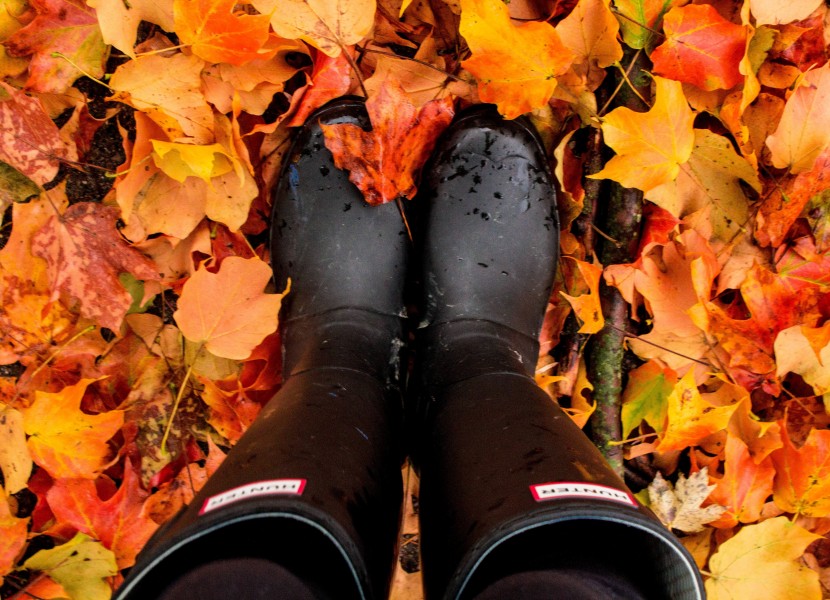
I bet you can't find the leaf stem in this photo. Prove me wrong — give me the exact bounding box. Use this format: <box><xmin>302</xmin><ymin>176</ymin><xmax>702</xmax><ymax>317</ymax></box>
<box><xmin>161</xmin><ymin>349</ymin><xmax>199</xmax><ymax>454</ymax></box>
<box><xmin>355</xmin><ymin>47</ymin><xmax>466</xmax><ymax>83</ymax></box>
<box><xmin>339</xmin><ymin>44</ymin><xmax>368</xmax><ymax>98</ymax></box>
<box><xmin>50</xmin><ymin>52</ymin><xmax>112</xmax><ymax>90</ymax></box>
<box><xmin>134</xmin><ymin>44</ymin><xmax>188</xmax><ymax>58</ymax></box>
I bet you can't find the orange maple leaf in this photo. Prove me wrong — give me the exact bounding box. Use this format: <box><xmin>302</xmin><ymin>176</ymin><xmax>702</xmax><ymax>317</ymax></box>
<box><xmin>771</xmin><ymin>422</ymin><xmax>830</xmax><ymax>517</ymax></box>
<box><xmin>707</xmin><ymin>434</ymin><xmax>775</xmax><ymax>528</ymax></box>
<box><xmin>173</xmin><ymin>256</ymin><xmax>284</xmax><ymax>360</ymax></box>
<box><xmin>459</xmin><ymin>0</ymin><xmax>574</xmax><ymax>119</ymax></box>
<box><xmin>47</xmin><ymin>466</ymin><xmax>159</xmax><ymax>568</ymax></box>
<box><xmin>21</xmin><ymin>379</ymin><xmax>124</xmax><ymax>479</ymax></box>
<box><xmin>287</xmin><ymin>50</ymin><xmax>354</xmax><ymax>127</ymax></box>
<box><xmin>651</xmin><ymin>4</ymin><xmax>746</xmax><ymax>91</ymax></box>
<box><xmin>321</xmin><ymin>77</ymin><xmax>454</xmax><ymax>205</ymax></box>
<box><xmin>0</xmin><ymin>485</ymin><xmax>28</xmax><ymax>581</ymax></box>
<box><xmin>173</xmin><ymin>0</ymin><xmax>274</xmax><ymax>66</ymax></box>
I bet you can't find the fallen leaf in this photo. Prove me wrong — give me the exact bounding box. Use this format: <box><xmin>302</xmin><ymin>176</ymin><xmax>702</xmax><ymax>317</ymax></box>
<box><xmin>0</xmin><ymin>405</ymin><xmax>32</xmax><ymax>493</ymax></box>
<box><xmin>31</xmin><ymin>202</ymin><xmax>161</xmax><ymax>332</ymax></box>
<box><xmin>647</xmin><ymin>467</ymin><xmax>727</xmax><ymax>532</ymax></box>
<box><xmin>775</xmin><ymin>324</ymin><xmax>830</xmax><ymax>400</ymax></box>
<box><xmin>174</xmin><ymin>256</ymin><xmax>285</xmax><ymax>360</ymax></box>
<box><xmin>459</xmin><ymin>0</ymin><xmax>574</xmax><ymax>119</ymax></box>
<box><xmin>88</xmin><ymin>0</ymin><xmax>174</xmax><ymax>57</ymax></box>
<box><xmin>173</xmin><ymin>0</ymin><xmax>274</xmax><ymax>66</ymax></box>
<box><xmin>321</xmin><ymin>77</ymin><xmax>454</xmax><ymax>205</ymax></box>
<box><xmin>651</xmin><ymin>4</ymin><xmax>746</xmax><ymax>91</ymax></box>
<box><xmin>621</xmin><ymin>360</ymin><xmax>676</xmax><ymax>438</ymax></box>
<box><xmin>4</xmin><ymin>0</ymin><xmax>106</xmax><ymax>94</ymax></box>
<box><xmin>286</xmin><ymin>50</ymin><xmax>353</xmax><ymax>126</ymax></box>
<box><xmin>613</xmin><ymin>0</ymin><xmax>680</xmax><ymax>50</ymax></box>
<box><xmin>749</xmin><ymin>0</ymin><xmax>824</xmax><ymax>25</ymax></box>
<box><xmin>657</xmin><ymin>369</ymin><xmax>742</xmax><ymax>452</ymax></box>
<box><xmin>555</xmin><ymin>0</ymin><xmax>622</xmax><ymax>86</ymax></box>
<box><xmin>707</xmin><ymin>434</ymin><xmax>775</xmax><ymax>528</ymax></box>
<box><xmin>363</xmin><ymin>36</ymin><xmax>451</xmax><ymax>108</ymax></box>
<box><xmin>756</xmin><ymin>147</ymin><xmax>830</xmax><ymax>247</ymax></box>
<box><xmin>766</xmin><ymin>63</ymin><xmax>830</xmax><ymax>173</ymax></box>
<box><xmin>109</xmin><ymin>52</ymin><xmax>214</xmax><ymax>144</ymax></box>
<box><xmin>771</xmin><ymin>423</ymin><xmax>830</xmax><ymax>517</ymax></box>
<box><xmin>0</xmin><ymin>484</ymin><xmax>28</xmax><ymax>583</ymax></box>
<box><xmin>591</xmin><ymin>77</ymin><xmax>694</xmax><ymax>193</ymax></box>
<box><xmin>706</xmin><ymin>516</ymin><xmax>821</xmax><ymax>600</ymax></box>
<box><xmin>151</xmin><ymin>141</ymin><xmax>242</xmax><ymax>184</ymax></box>
<box><xmin>560</xmin><ymin>258</ymin><xmax>604</xmax><ymax>334</ymax></box>
<box><xmin>47</xmin><ymin>466</ymin><xmax>159</xmax><ymax>568</ymax></box>
<box><xmin>0</xmin><ymin>81</ymin><xmax>66</xmax><ymax>187</ymax></box>
<box><xmin>22</xmin><ymin>379</ymin><xmax>124</xmax><ymax>479</ymax></box>
<box><xmin>646</xmin><ymin>129</ymin><xmax>761</xmax><ymax>241</ymax></box>
<box><xmin>23</xmin><ymin>533</ymin><xmax>118</xmax><ymax>600</ymax></box>
<box><xmin>252</xmin><ymin>0</ymin><xmax>376</xmax><ymax>57</ymax></box>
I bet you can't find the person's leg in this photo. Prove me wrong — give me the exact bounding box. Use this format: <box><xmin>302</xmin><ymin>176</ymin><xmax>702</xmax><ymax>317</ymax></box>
<box><xmin>412</xmin><ymin>107</ymin><xmax>704</xmax><ymax>600</ymax></box>
<box><xmin>116</xmin><ymin>98</ymin><xmax>407</xmax><ymax>600</ymax></box>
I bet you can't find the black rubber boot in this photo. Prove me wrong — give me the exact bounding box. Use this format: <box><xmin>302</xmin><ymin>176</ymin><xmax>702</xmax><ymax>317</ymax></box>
<box><xmin>115</xmin><ymin>98</ymin><xmax>407</xmax><ymax>600</ymax></box>
<box><xmin>413</xmin><ymin>107</ymin><xmax>704</xmax><ymax>600</ymax></box>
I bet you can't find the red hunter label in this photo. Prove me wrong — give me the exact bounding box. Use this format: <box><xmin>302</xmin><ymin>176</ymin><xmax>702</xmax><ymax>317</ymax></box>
<box><xmin>200</xmin><ymin>479</ymin><xmax>307</xmax><ymax>515</ymax></box>
<box><xmin>530</xmin><ymin>482</ymin><xmax>637</xmax><ymax>507</ymax></box>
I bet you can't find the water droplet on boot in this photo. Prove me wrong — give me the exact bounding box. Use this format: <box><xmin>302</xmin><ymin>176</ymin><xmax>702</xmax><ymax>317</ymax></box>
<box><xmin>320</xmin><ymin>165</ymin><xmax>330</xmax><ymax>176</ymax></box>
<box><xmin>519</xmin><ymin>199</ymin><xmax>530</xmax><ymax>213</ymax></box>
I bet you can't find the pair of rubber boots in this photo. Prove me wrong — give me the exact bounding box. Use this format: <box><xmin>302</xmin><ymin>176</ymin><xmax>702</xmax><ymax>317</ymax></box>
<box><xmin>116</xmin><ymin>99</ymin><xmax>703</xmax><ymax>600</ymax></box>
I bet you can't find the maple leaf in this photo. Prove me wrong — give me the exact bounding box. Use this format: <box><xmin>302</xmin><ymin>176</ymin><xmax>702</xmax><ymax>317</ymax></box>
<box><xmin>591</xmin><ymin>77</ymin><xmax>694</xmax><ymax>193</ymax></box>
<box><xmin>151</xmin><ymin>140</ymin><xmax>243</xmax><ymax>184</ymax></box>
<box><xmin>321</xmin><ymin>77</ymin><xmax>454</xmax><ymax>205</ymax></box>
<box><xmin>555</xmin><ymin>0</ymin><xmax>622</xmax><ymax>86</ymax></box>
<box><xmin>621</xmin><ymin>360</ymin><xmax>676</xmax><ymax>438</ymax></box>
<box><xmin>656</xmin><ymin>370</ymin><xmax>742</xmax><ymax>452</ymax></box>
<box><xmin>0</xmin><ymin>484</ymin><xmax>28</xmax><ymax>583</ymax></box>
<box><xmin>200</xmin><ymin>377</ymin><xmax>262</xmax><ymax>443</ymax></box>
<box><xmin>286</xmin><ymin>50</ymin><xmax>353</xmax><ymax>126</ymax></box>
<box><xmin>21</xmin><ymin>379</ymin><xmax>124</xmax><ymax>479</ymax></box>
<box><xmin>771</xmin><ymin>423</ymin><xmax>830</xmax><ymax>517</ymax></box>
<box><xmin>775</xmin><ymin>324</ymin><xmax>830</xmax><ymax>400</ymax></box>
<box><xmin>174</xmin><ymin>256</ymin><xmax>285</xmax><ymax>360</ymax></box>
<box><xmin>109</xmin><ymin>52</ymin><xmax>214</xmax><ymax>144</ymax></box>
<box><xmin>0</xmin><ymin>82</ymin><xmax>67</xmax><ymax>188</ymax></box>
<box><xmin>749</xmin><ymin>0</ymin><xmax>824</xmax><ymax>26</ymax></box>
<box><xmin>651</xmin><ymin>4</ymin><xmax>746</xmax><ymax>91</ymax></box>
<box><xmin>707</xmin><ymin>434</ymin><xmax>775</xmax><ymax>528</ymax></box>
<box><xmin>706</xmin><ymin>516</ymin><xmax>821</xmax><ymax>600</ymax></box>
<box><xmin>613</xmin><ymin>0</ymin><xmax>680</xmax><ymax>50</ymax></box>
<box><xmin>363</xmin><ymin>37</ymin><xmax>451</xmax><ymax>108</ymax></box>
<box><xmin>47</xmin><ymin>466</ymin><xmax>159</xmax><ymax>568</ymax></box>
<box><xmin>560</xmin><ymin>258</ymin><xmax>604</xmax><ymax>334</ymax></box>
<box><xmin>0</xmin><ymin>405</ymin><xmax>32</xmax><ymax>493</ymax></box>
<box><xmin>647</xmin><ymin>467</ymin><xmax>726</xmax><ymax>533</ymax></box>
<box><xmin>756</xmin><ymin>147</ymin><xmax>830</xmax><ymax>247</ymax></box>
<box><xmin>766</xmin><ymin>63</ymin><xmax>830</xmax><ymax>173</ymax></box>
<box><xmin>459</xmin><ymin>0</ymin><xmax>573</xmax><ymax>119</ymax></box>
<box><xmin>646</xmin><ymin>129</ymin><xmax>761</xmax><ymax>241</ymax></box>
<box><xmin>174</xmin><ymin>0</ymin><xmax>274</xmax><ymax>66</ymax></box>
<box><xmin>23</xmin><ymin>532</ymin><xmax>118</xmax><ymax>600</ymax></box>
<box><xmin>87</xmin><ymin>0</ymin><xmax>174</xmax><ymax>58</ymax></box>
<box><xmin>252</xmin><ymin>0</ymin><xmax>376</xmax><ymax>57</ymax></box>
<box><xmin>727</xmin><ymin>392</ymin><xmax>782</xmax><ymax>463</ymax></box>
<box><xmin>4</xmin><ymin>0</ymin><xmax>106</xmax><ymax>94</ymax></box>
<box><xmin>31</xmin><ymin>202</ymin><xmax>160</xmax><ymax>332</ymax></box>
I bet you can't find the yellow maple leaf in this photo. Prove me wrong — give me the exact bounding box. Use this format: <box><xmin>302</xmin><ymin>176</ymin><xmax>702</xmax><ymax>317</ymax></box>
<box><xmin>459</xmin><ymin>0</ymin><xmax>575</xmax><ymax>119</ymax></box>
<box><xmin>560</xmin><ymin>258</ymin><xmax>604</xmax><ymax>334</ymax></box>
<box><xmin>21</xmin><ymin>379</ymin><xmax>124</xmax><ymax>479</ymax></box>
<box><xmin>706</xmin><ymin>516</ymin><xmax>821</xmax><ymax>600</ymax></box>
<box><xmin>656</xmin><ymin>369</ymin><xmax>742</xmax><ymax>452</ymax></box>
<box><xmin>591</xmin><ymin>76</ymin><xmax>694</xmax><ymax>193</ymax></box>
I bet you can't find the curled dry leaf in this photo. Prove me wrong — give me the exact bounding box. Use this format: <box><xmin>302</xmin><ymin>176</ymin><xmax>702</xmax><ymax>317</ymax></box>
<box><xmin>647</xmin><ymin>467</ymin><xmax>727</xmax><ymax>533</ymax></box>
